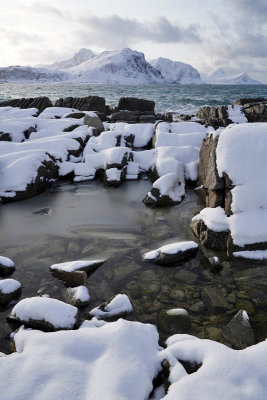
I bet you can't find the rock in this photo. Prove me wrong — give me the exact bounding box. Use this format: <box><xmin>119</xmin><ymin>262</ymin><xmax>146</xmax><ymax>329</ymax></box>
<box><xmin>51</xmin><ymin>270</ymin><xmax>87</xmax><ymax>287</ymax></box>
<box><xmin>0</xmin><ymin>256</ymin><xmax>15</xmax><ymax>276</ymax></box>
<box><xmin>158</xmin><ymin>308</ymin><xmax>191</xmax><ymax>334</ymax></box>
<box><xmin>243</xmin><ymin>102</ymin><xmax>267</xmax><ymax>122</ymax></box>
<box><xmin>234</xmin><ymin>97</ymin><xmax>266</xmax><ymax>106</ymax></box>
<box><xmin>32</xmin><ymin>207</ymin><xmax>52</xmax><ymax>215</ymax></box>
<box><xmin>65</xmin><ymin>286</ymin><xmax>90</xmax><ymax>308</ymax></box>
<box><xmin>50</xmin><ymin>259</ymin><xmax>105</xmax><ymax>277</ymax></box>
<box><xmin>143</xmin><ymin>241</ymin><xmax>199</xmax><ymax>265</ymax></box>
<box><xmin>105</xmin><ymin>167</ymin><xmax>125</xmax><ymax>186</ymax></box>
<box><xmin>173</xmin><ymin>270</ymin><xmax>198</xmax><ymax>285</ymax></box>
<box><xmin>8</xmin><ymin>297</ymin><xmax>78</xmax><ymax>331</ymax></box>
<box><xmin>202</xmin><ymin>287</ymin><xmax>231</xmax><ymax>311</ymax></box>
<box><xmin>169</xmin><ymin>288</ymin><xmax>185</xmax><ymax>301</ymax></box>
<box><xmin>191</xmin><ymin>219</ymin><xmax>228</xmax><ymax>250</ymax></box>
<box><xmin>190</xmin><ymin>301</ymin><xmax>204</xmax><ymax>313</ymax></box>
<box><xmin>84</xmin><ymin>114</ymin><xmax>104</xmax><ymax>134</ymax></box>
<box><xmin>143</xmin><ymin>173</ymin><xmax>185</xmax><ymax>207</ymax></box>
<box><xmin>0</xmin><ymin>279</ymin><xmax>21</xmax><ymax>305</ymax></box>
<box><xmin>106</xmin><ymin>147</ymin><xmax>133</xmax><ymax>169</ymax></box>
<box><xmin>207</xmin><ymin>256</ymin><xmax>222</xmax><ymax>271</ymax></box>
<box><xmin>222</xmin><ymin>310</ymin><xmax>255</xmax><ymax>349</ymax></box>
<box><xmin>117</xmin><ymin>97</ymin><xmax>155</xmax><ymax>112</ymax></box>
<box><xmin>0</xmin><ymin>96</ymin><xmax>52</xmax><ymax>112</ymax></box>
<box><xmin>110</xmin><ymin>111</ymin><xmax>141</xmax><ymax>123</ymax></box>
<box><xmin>55</xmin><ymin>96</ymin><xmax>107</xmax><ymax>114</ymax></box>
<box><xmin>196</xmin><ymin>105</ymin><xmax>230</xmax><ymax>128</ymax></box>
<box><xmin>64</xmin><ymin>112</ymin><xmax>86</xmax><ymax>119</ymax></box>
<box><xmin>88</xmin><ymin>294</ymin><xmax>133</xmax><ymax>320</ymax></box>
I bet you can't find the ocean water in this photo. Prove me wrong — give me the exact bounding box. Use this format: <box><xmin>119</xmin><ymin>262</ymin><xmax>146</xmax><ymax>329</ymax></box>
<box><xmin>0</xmin><ymin>83</ymin><xmax>266</xmax><ymax>114</ymax></box>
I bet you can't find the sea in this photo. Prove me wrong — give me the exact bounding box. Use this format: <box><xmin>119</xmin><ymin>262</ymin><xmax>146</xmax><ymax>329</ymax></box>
<box><xmin>0</xmin><ymin>83</ymin><xmax>266</xmax><ymax>115</ymax></box>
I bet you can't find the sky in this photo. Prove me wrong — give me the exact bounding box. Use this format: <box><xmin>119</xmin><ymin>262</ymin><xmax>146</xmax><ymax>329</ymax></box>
<box><xmin>0</xmin><ymin>0</ymin><xmax>266</xmax><ymax>82</ymax></box>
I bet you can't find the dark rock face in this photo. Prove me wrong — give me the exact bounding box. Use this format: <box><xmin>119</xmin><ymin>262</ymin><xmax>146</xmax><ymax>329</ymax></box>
<box><xmin>0</xmin><ymin>97</ymin><xmax>52</xmax><ymax>112</ymax></box>
<box><xmin>51</xmin><ymin>270</ymin><xmax>87</xmax><ymax>287</ymax></box>
<box><xmin>0</xmin><ymin>155</ymin><xmax>59</xmax><ymax>203</ymax></box>
<box><xmin>242</xmin><ymin>102</ymin><xmax>267</xmax><ymax>122</ymax></box>
<box><xmin>55</xmin><ymin>96</ymin><xmax>107</xmax><ymax>114</ymax></box>
<box><xmin>110</xmin><ymin>110</ymin><xmax>155</xmax><ymax>123</ymax></box>
<box><xmin>222</xmin><ymin>310</ymin><xmax>255</xmax><ymax>349</ymax></box>
<box><xmin>196</xmin><ymin>105</ymin><xmax>230</xmax><ymax>128</ymax></box>
<box><xmin>0</xmin><ymin>264</ymin><xmax>15</xmax><ymax>277</ymax></box>
<box><xmin>117</xmin><ymin>97</ymin><xmax>155</xmax><ymax>112</ymax></box>
<box><xmin>0</xmin><ymin>285</ymin><xmax>21</xmax><ymax>306</ymax></box>
<box><xmin>191</xmin><ymin>220</ymin><xmax>228</xmax><ymax>251</ymax></box>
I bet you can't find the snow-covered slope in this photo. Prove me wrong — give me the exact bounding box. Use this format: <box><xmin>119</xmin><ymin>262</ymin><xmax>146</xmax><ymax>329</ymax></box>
<box><xmin>151</xmin><ymin>57</ymin><xmax>203</xmax><ymax>84</ymax></box>
<box><xmin>205</xmin><ymin>69</ymin><xmax>262</xmax><ymax>85</ymax></box>
<box><xmin>39</xmin><ymin>48</ymin><xmax>96</xmax><ymax>71</ymax></box>
<box><xmin>0</xmin><ymin>66</ymin><xmax>69</xmax><ymax>82</ymax></box>
<box><xmin>69</xmin><ymin>48</ymin><xmax>164</xmax><ymax>84</ymax></box>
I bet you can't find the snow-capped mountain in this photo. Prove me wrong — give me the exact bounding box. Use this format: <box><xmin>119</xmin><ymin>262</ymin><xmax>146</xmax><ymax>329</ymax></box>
<box><xmin>69</xmin><ymin>48</ymin><xmax>164</xmax><ymax>84</ymax></box>
<box><xmin>0</xmin><ymin>66</ymin><xmax>69</xmax><ymax>82</ymax></box>
<box><xmin>39</xmin><ymin>48</ymin><xmax>96</xmax><ymax>71</ymax></box>
<box><xmin>151</xmin><ymin>57</ymin><xmax>203</xmax><ymax>84</ymax></box>
<box><xmin>205</xmin><ymin>68</ymin><xmax>262</xmax><ymax>85</ymax></box>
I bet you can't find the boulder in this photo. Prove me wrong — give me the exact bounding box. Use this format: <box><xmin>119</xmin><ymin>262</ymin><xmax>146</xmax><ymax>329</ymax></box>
<box><xmin>88</xmin><ymin>294</ymin><xmax>133</xmax><ymax>320</ymax></box>
<box><xmin>191</xmin><ymin>219</ymin><xmax>228</xmax><ymax>251</ymax></box>
<box><xmin>222</xmin><ymin>310</ymin><xmax>255</xmax><ymax>349</ymax></box>
<box><xmin>0</xmin><ymin>279</ymin><xmax>21</xmax><ymax>305</ymax></box>
<box><xmin>0</xmin><ymin>256</ymin><xmax>15</xmax><ymax>276</ymax></box>
<box><xmin>84</xmin><ymin>113</ymin><xmax>104</xmax><ymax>134</ymax></box>
<box><xmin>243</xmin><ymin>102</ymin><xmax>267</xmax><ymax>122</ymax></box>
<box><xmin>117</xmin><ymin>97</ymin><xmax>155</xmax><ymax>112</ymax></box>
<box><xmin>54</xmin><ymin>96</ymin><xmax>107</xmax><ymax>114</ymax></box>
<box><xmin>8</xmin><ymin>297</ymin><xmax>78</xmax><ymax>331</ymax></box>
<box><xmin>143</xmin><ymin>241</ymin><xmax>199</xmax><ymax>265</ymax></box>
<box><xmin>196</xmin><ymin>105</ymin><xmax>230</xmax><ymax>128</ymax></box>
<box><xmin>64</xmin><ymin>286</ymin><xmax>90</xmax><ymax>308</ymax></box>
<box><xmin>143</xmin><ymin>173</ymin><xmax>185</xmax><ymax>207</ymax></box>
<box><xmin>51</xmin><ymin>270</ymin><xmax>87</xmax><ymax>287</ymax></box>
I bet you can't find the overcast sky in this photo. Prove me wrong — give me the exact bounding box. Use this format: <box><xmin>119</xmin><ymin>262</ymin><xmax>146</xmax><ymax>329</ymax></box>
<box><xmin>1</xmin><ymin>0</ymin><xmax>266</xmax><ymax>82</ymax></box>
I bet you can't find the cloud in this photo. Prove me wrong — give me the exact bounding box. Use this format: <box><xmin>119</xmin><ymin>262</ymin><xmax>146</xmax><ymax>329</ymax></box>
<box><xmin>78</xmin><ymin>15</ymin><xmax>201</xmax><ymax>48</ymax></box>
<box><xmin>25</xmin><ymin>2</ymin><xmax>65</xmax><ymax>18</ymax></box>
<box><xmin>0</xmin><ymin>28</ymin><xmax>43</xmax><ymax>46</ymax></box>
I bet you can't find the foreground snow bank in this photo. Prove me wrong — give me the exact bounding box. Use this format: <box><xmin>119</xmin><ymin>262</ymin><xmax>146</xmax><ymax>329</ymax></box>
<box><xmin>0</xmin><ymin>319</ymin><xmax>161</xmax><ymax>400</ymax></box>
<box><xmin>161</xmin><ymin>335</ymin><xmax>267</xmax><ymax>400</ymax></box>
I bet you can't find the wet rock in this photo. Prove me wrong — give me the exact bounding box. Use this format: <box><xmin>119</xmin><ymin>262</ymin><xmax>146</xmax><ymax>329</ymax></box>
<box><xmin>222</xmin><ymin>310</ymin><xmax>255</xmax><ymax>349</ymax></box>
<box><xmin>169</xmin><ymin>288</ymin><xmax>185</xmax><ymax>301</ymax></box>
<box><xmin>32</xmin><ymin>207</ymin><xmax>52</xmax><ymax>215</ymax></box>
<box><xmin>65</xmin><ymin>286</ymin><xmax>90</xmax><ymax>308</ymax></box>
<box><xmin>117</xmin><ymin>97</ymin><xmax>155</xmax><ymax>112</ymax></box>
<box><xmin>190</xmin><ymin>301</ymin><xmax>205</xmax><ymax>313</ymax></box>
<box><xmin>143</xmin><ymin>241</ymin><xmax>198</xmax><ymax>265</ymax></box>
<box><xmin>0</xmin><ymin>279</ymin><xmax>21</xmax><ymax>305</ymax></box>
<box><xmin>0</xmin><ymin>257</ymin><xmax>15</xmax><ymax>276</ymax></box>
<box><xmin>84</xmin><ymin>113</ymin><xmax>104</xmax><ymax>134</ymax></box>
<box><xmin>51</xmin><ymin>270</ymin><xmax>87</xmax><ymax>287</ymax></box>
<box><xmin>202</xmin><ymin>287</ymin><xmax>231</xmax><ymax>311</ymax></box>
<box><xmin>173</xmin><ymin>270</ymin><xmax>198</xmax><ymax>285</ymax></box>
<box><xmin>235</xmin><ymin>299</ymin><xmax>255</xmax><ymax>315</ymax></box>
<box><xmin>205</xmin><ymin>326</ymin><xmax>222</xmax><ymax>341</ymax></box>
<box><xmin>158</xmin><ymin>308</ymin><xmax>191</xmax><ymax>334</ymax></box>
<box><xmin>191</xmin><ymin>219</ymin><xmax>228</xmax><ymax>251</ymax></box>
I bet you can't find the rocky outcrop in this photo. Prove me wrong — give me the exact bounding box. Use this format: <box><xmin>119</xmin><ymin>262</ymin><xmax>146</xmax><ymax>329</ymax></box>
<box><xmin>117</xmin><ymin>97</ymin><xmax>155</xmax><ymax>112</ymax></box>
<box><xmin>196</xmin><ymin>105</ymin><xmax>230</xmax><ymax>128</ymax></box>
<box><xmin>241</xmin><ymin>101</ymin><xmax>267</xmax><ymax>122</ymax></box>
<box><xmin>55</xmin><ymin>96</ymin><xmax>108</xmax><ymax>114</ymax></box>
<box><xmin>110</xmin><ymin>110</ymin><xmax>155</xmax><ymax>123</ymax></box>
<box><xmin>0</xmin><ymin>97</ymin><xmax>52</xmax><ymax>112</ymax></box>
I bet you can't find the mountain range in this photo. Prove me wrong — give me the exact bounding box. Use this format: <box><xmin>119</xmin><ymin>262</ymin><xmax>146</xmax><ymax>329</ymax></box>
<box><xmin>0</xmin><ymin>48</ymin><xmax>263</xmax><ymax>85</ymax></box>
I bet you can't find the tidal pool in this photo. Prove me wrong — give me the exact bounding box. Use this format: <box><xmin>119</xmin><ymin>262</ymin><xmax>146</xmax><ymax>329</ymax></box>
<box><xmin>0</xmin><ymin>180</ymin><xmax>266</xmax><ymax>352</ymax></box>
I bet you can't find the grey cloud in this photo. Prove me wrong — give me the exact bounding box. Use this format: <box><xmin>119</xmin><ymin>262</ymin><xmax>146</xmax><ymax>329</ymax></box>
<box><xmin>0</xmin><ymin>28</ymin><xmax>43</xmax><ymax>46</ymax></box>
<box><xmin>25</xmin><ymin>2</ymin><xmax>65</xmax><ymax>17</ymax></box>
<box><xmin>79</xmin><ymin>15</ymin><xmax>201</xmax><ymax>47</ymax></box>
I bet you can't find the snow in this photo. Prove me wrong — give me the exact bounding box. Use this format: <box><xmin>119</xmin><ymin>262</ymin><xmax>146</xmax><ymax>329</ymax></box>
<box><xmin>0</xmin><ymin>319</ymin><xmax>161</xmax><ymax>400</ymax></box>
<box><xmin>192</xmin><ymin>207</ymin><xmax>229</xmax><ymax>232</ymax></box>
<box><xmin>0</xmin><ymin>107</ymin><xmax>38</xmax><ymax>119</ymax></box>
<box><xmin>233</xmin><ymin>250</ymin><xmax>267</xmax><ymax>260</ymax></box>
<box><xmin>11</xmin><ymin>297</ymin><xmax>78</xmax><ymax>329</ymax></box>
<box><xmin>89</xmin><ymin>294</ymin><xmax>133</xmax><ymax>319</ymax></box>
<box><xmin>0</xmin><ymin>117</ymin><xmax>37</xmax><ymax>142</ymax></box>
<box><xmin>106</xmin><ymin>167</ymin><xmax>121</xmax><ymax>182</ymax></box>
<box><xmin>111</xmin><ymin>123</ymin><xmax>154</xmax><ymax>148</ymax></box>
<box><xmin>50</xmin><ymin>260</ymin><xmax>104</xmax><ymax>273</ymax></box>
<box><xmin>0</xmin><ymin>150</ymin><xmax>55</xmax><ymax>198</ymax></box>
<box><xmin>38</xmin><ymin>107</ymin><xmax>78</xmax><ymax>119</ymax></box>
<box><xmin>155</xmin><ymin>132</ymin><xmax>205</xmax><ymax>148</ymax></box>
<box><xmin>205</xmin><ymin>69</ymin><xmax>262</xmax><ymax>85</ymax></box>
<box><xmin>133</xmin><ymin>149</ymin><xmax>155</xmax><ymax>172</ymax></box>
<box><xmin>152</xmin><ymin>173</ymin><xmax>185</xmax><ymax>202</ymax></box>
<box><xmin>0</xmin><ymin>256</ymin><xmax>15</xmax><ymax>268</ymax></box>
<box><xmin>167</xmin><ymin>308</ymin><xmax>188</xmax><ymax>316</ymax></box>
<box><xmin>151</xmin><ymin>57</ymin><xmax>203</xmax><ymax>84</ymax></box>
<box><xmin>40</xmin><ymin>48</ymin><xmax>96</xmax><ymax>70</ymax></box>
<box><xmin>227</xmin><ymin>105</ymin><xmax>248</xmax><ymax>123</ymax></box>
<box><xmin>216</xmin><ymin>123</ymin><xmax>267</xmax><ymax>245</ymax></box>
<box><xmin>161</xmin><ymin>335</ymin><xmax>267</xmax><ymax>400</ymax></box>
<box><xmin>0</xmin><ymin>279</ymin><xmax>21</xmax><ymax>294</ymax></box>
<box><xmin>144</xmin><ymin>241</ymin><xmax>198</xmax><ymax>260</ymax></box>
<box><xmin>67</xmin><ymin>286</ymin><xmax>90</xmax><ymax>302</ymax></box>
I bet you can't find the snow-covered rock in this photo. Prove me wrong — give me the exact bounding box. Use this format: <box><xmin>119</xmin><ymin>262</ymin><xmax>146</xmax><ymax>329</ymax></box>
<box><xmin>143</xmin><ymin>241</ymin><xmax>198</xmax><ymax>265</ymax></box>
<box><xmin>69</xmin><ymin>48</ymin><xmax>164</xmax><ymax>84</ymax></box>
<box><xmin>205</xmin><ymin>68</ymin><xmax>262</xmax><ymax>85</ymax></box>
<box><xmin>151</xmin><ymin>57</ymin><xmax>203</xmax><ymax>84</ymax></box>
<box><xmin>9</xmin><ymin>297</ymin><xmax>78</xmax><ymax>331</ymax></box>
<box><xmin>0</xmin><ymin>256</ymin><xmax>15</xmax><ymax>276</ymax></box>
<box><xmin>89</xmin><ymin>294</ymin><xmax>133</xmax><ymax>319</ymax></box>
<box><xmin>0</xmin><ymin>319</ymin><xmax>161</xmax><ymax>400</ymax></box>
<box><xmin>0</xmin><ymin>279</ymin><xmax>21</xmax><ymax>305</ymax></box>
<box><xmin>143</xmin><ymin>172</ymin><xmax>185</xmax><ymax>206</ymax></box>
<box><xmin>65</xmin><ymin>286</ymin><xmax>90</xmax><ymax>308</ymax></box>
